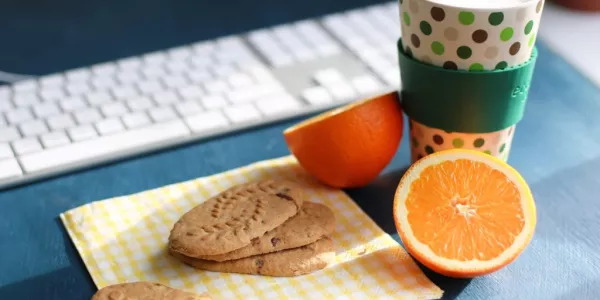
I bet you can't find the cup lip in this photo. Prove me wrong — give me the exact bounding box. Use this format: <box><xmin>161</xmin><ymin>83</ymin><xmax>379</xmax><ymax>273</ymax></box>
<box><xmin>397</xmin><ymin>39</ymin><xmax>538</xmax><ymax>75</ymax></box>
<box><xmin>424</xmin><ymin>0</ymin><xmax>540</xmax><ymax>11</ymax></box>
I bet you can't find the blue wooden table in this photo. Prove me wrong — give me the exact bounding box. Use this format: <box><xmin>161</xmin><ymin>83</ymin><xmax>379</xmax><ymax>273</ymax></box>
<box><xmin>1</xmin><ymin>1</ymin><xmax>600</xmax><ymax>299</ymax></box>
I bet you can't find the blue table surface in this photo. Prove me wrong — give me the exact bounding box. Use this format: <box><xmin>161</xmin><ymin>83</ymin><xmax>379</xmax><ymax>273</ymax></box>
<box><xmin>1</xmin><ymin>1</ymin><xmax>600</xmax><ymax>299</ymax></box>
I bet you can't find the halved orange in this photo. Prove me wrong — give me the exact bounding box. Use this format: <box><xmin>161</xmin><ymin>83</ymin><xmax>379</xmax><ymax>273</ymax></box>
<box><xmin>283</xmin><ymin>91</ymin><xmax>404</xmax><ymax>188</ymax></box>
<box><xmin>393</xmin><ymin>149</ymin><xmax>536</xmax><ymax>278</ymax></box>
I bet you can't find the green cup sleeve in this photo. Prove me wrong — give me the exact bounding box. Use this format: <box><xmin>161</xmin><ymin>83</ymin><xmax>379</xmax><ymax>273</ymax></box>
<box><xmin>397</xmin><ymin>38</ymin><xmax>538</xmax><ymax>133</ymax></box>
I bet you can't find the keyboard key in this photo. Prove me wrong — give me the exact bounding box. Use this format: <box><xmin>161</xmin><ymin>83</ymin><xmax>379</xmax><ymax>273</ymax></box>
<box><xmin>122</xmin><ymin>112</ymin><xmax>151</xmax><ymax>129</ymax></box>
<box><xmin>227</xmin><ymin>73</ymin><xmax>253</xmax><ymax>88</ymax></box>
<box><xmin>12</xmin><ymin>80</ymin><xmax>37</xmax><ymax>92</ymax></box>
<box><xmin>19</xmin><ymin>120</ymin><xmax>49</xmax><ymax>137</ymax></box>
<box><xmin>351</xmin><ymin>74</ymin><xmax>383</xmax><ymax>95</ymax></box>
<box><xmin>152</xmin><ymin>91</ymin><xmax>179</xmax><ymax>105</ymax></box>
<box><xmin>12</xmin><ymin>138</ymin><xmax>43</xmax><ymax>155</ymax></box>
<box><xmin>226</xmin><ymin>84</ymin><xmax>284</xmax><ymax>104</ymax></box>
<box><xmin>101</xmin><ymin>102</ymin><xmax>129</xmax><ymax>117</ymax></box>
<box><xmin>162</xmin><ymin>75</ymin><xmax>188</xmax><ymax>89</ymax></box>
<box><xmin>0</xmin><ymin>143</ymin><xmax>14</xmax><ymax>159</ymax></box>
<box><xmin>111</xmin><ymin>85</ymin><xmax>138</xmax><ymax>100</ymax></box>
<box><xmin>0</xmin><ymin>127</ymin><xmax>20</xmax><ymax>143</ymax></box>
<box><xmin>66</xmin><ymin>68</ymin><xmax>91</xmax><ymax>82</ymax></box>
<box><xmin>143</xmin><ymin>51</ymin><xmax>167</xmax><ymax>65</ymax></box>
<box><xmin>327</xmin><ymin>81</ymin><xmax>357</xmax><ymax>101</ymax></box>
<box><xmin>73</xmin><ymin>108</ymin><xmax>102</xmax><ymax>124</ymax></box>
<box><xmin>190</xmin><ymin>56</ymin><xmax>212</xmax><ymax>69</ymax></box>
<box><xmin>178</xmin><ymin>85</ymin><xmax>203</xmax><ymax>100</ymax></box>
<box><xmin>66</xmin><ymin>82</ymin><xmax>91</xmax><ymax>96</ymax></box>
<box><xmin>204</xmin><ymin>80</ymin><xmax>229</xmax><ymax>94</ymax></box>
<box><xmin>192</xmin><ymin>41</ymin><xmax>215</xmax><ymax>55</ymax></box>
<box><xmin>382</xmin><ymin>69</ymin><xmax>400</xmax><ymax>87</ymax></box>
<box><xmin>223</xmin><ymin>104</ymin><xmax>261</xmax><ymax>124</ymax></box>
<box><xmin>211</xmin><ymin>64</ymin><xmax>236</xmax><ymax>77</ymax></box>
<box><xmin>33</xmin><ymin>102</ymin><xmax>61</xmax><ymax>118</ymax></box>
<box><xmin>68</xmin><ymin>125</ymin><xmax>98</xmax><ymax>142</ymax></box>
<box><xmin>95</xmin><ymin>118</ymin><xmax>125</xmax><ymax>135</ymax></box>
<box><xmin>40</xmin><ymin>87</ymin><xmax>66</xmax><ymax>102</ymax></box>
<box><xmin>187</xmin><ymin>70</ymin><xmax>212</xmax><ymax>83</ymax></box>
<box><xmin>185</xmin><ymin>111</ymin><xmax>229</xmax><ymax>133</ymax></box>
<box><xmin>166</xmin><ymin>60</ymin><xmax>189</xmax><ymax>73</ymax></box>
<box><xmin>87</xmin><ymin>91</ymin><xmax>113</xmax><ymax>106</ymax></box>
<box><xmin>174</xmin><ymin>101</ymin><xmax>202</xmax><ymax>116</ymax></box>
<box><xmin>91</xmin><ymin>62</ymin><xmax>117</xmax><ymax>76</ymax></box>
<box><xmin>5</xmin><ymin>108</ymin><xmax>34</xmax><ymax>124</ymax></box>
<box><xmin>91</xmin><ymin>76</ymin><xmax>117</xmax><ymax>90</ymax></box>
<box><xmin>117</xmin><ymin>70</ymin><xmax>141</xmax><ymax>84</ymax></box>
<box><xmin>60</xmin><ymin>96</ymin><xmax>87</xmax><ymax>112</ymax></box>
<box><xmin>313</xmin><ymin>68</ymin><xmax>345</xmax><ymax>86</ymax></box>
<box><xmin>256</xmin><ymin>94</ymin><xmax>301</xmax><ymax>116</ymax></box>
<box><xmin>201</xmin><ymin>94</ymin><xmax>227</xmax><ymax>109</ymax></box>
<box><xmin>47</xmin><ymin>113</ymin><xmax>76</xmax><ymax>130</ymax></box>
<box><xmin>141</xmin><ymin>65</ymin><xmax>165</xmax><ymax>79</ymax></box>
<box><xmin>126</xmin><ymin>96</ymin><xmax>155</xmax><ymax>111</ymax></box>
<box><xmin>301</xmin><ymin>86</ymin><xmax>332</xmax><ymax>105</ymax></box>
<box><xmin>168</xmin><ymin>46</ymin><xmax>192</xmax><ymax>60</ymax></box>
<box><xmin>39</xmin><ymin>74</ymin><xmax>65</xmax><ymax>87</ymax></box>
<box><xmin>0</xmin><ymin>98</ymin><xmax>13</xmax><ymax>112</ymax></box>
<box><xmin>117</xmin><ymin>57</ymin><xmax>142</xmax><ymax>70</ymax></box>
<box><xmin>0</xmin><ymin>114</ymin><xmax>5</xmax><ymax>127</ymax></box>
<box><xmin>149</xmin><ymin>106</ymin><xmax>177</xmax><ymax>122</ymax></box>
<box><xmin>13</xmin><ymin>92</ymin><xmax>40</xmax><ymax>107</ymax></box>
<box><xmin>0</xmin><ymin>158</ymin><xmax>22</xmax><ymax>181</ymax></box>
<box><xmin>40</xmin><ymin>131</ymin><xmax>70</xmax><ymax>148</ymax></box>
<box><xmin>137</xmin><ymin>80</ymin><xmax>163</xmax><ymax>95</ymax></box>
<box><xmin>20</xmin><ymin>120</ymin><xmax>191</xmax><ymax>173</ymax></box>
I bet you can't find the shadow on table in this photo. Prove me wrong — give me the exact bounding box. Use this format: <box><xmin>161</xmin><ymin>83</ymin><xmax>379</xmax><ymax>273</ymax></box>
<box><xmin>0</xmin><ymin>219</ymin><xmax>96</xmax><ymax>299</ymax></box>
<box><xmin>344</xmin><ymin>166</ymin><xmax>473</xmax><ymax>300</ymax></box>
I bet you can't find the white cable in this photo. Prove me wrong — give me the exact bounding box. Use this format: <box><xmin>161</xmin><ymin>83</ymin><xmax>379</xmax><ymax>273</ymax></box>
<box><xmin>0</xmin><ymin>70</ymin><xmax>36</xmax><ymax>83</ymax></box>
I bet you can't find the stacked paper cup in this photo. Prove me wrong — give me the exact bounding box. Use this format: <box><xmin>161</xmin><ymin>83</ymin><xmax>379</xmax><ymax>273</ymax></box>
<box><xmin>397</xmin><ymin>0</ymin><xmax>544</xmax><ymax>162</ymax></box>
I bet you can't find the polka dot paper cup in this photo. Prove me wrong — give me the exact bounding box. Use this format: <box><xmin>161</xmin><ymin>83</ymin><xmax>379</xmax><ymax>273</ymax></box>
<box><xmin>398</xmin><ymin>0</ymin><xmax>544</xmax><ymax>70</ymax></box>
<box><xmin>409</xmin><ymin>119</ymin><xmax>515</xmax><ymax>162</ymax></box>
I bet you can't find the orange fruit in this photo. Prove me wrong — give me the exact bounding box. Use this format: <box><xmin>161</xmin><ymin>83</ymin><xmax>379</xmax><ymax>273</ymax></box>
<box><xmin>283</xmin><ymin>91</ymin><xmax>404</xmax><ymax>188</ymax></box>
<box><xmin>393</xmin><ymin>149</ymin><xmax>536</xmax><ymax>278</ymax></box>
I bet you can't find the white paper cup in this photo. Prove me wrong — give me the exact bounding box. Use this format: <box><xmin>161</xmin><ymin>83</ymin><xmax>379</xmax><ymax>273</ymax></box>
<box><xmin>399</xmin><ymin>0</ymin><xmax>544</xmax><ymax>70</ymax></box>
<box><xmin>409</xmin><ymin>119</ymin><xmax>515</xmax><ymax>162</ymax></box>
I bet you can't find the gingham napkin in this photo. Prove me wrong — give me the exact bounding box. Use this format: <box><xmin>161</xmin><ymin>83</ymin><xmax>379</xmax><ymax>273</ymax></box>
<box><xmin>60</xmin><ymin>155</ymin><xmax>443</xmax><ymax>299</ymax></box>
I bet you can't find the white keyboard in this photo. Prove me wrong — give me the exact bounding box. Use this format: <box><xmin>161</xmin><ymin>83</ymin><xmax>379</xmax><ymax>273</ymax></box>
<box><xmin>0</xmin><ymin>1</ymin><xmax>401</xmax><ymax>190</ymax></box>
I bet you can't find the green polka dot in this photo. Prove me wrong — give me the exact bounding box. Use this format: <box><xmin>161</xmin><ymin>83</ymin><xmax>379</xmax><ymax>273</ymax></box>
<box><xmin>420</xmin><ymin>21</ymin><xmax>432</xmax><ymax>35</ymax></box>
<box><xmin>469</xmin><ymin>63</ymin><xmax>484</xmax><ymax>71</ymax></box>
<box><xmin>425</xmin><ymin>145</ymin><xmax>434</xmax><ymax>154</ymax></box>
<box><xmin>500</xmin><ymin>27</ymin><xmax>514</xmax><ymax>41</ymax></box>
<box><xmin>458</xmin><ymin>11</ymin><xmax>475</xmax><ymax>25</ymax></box>
<box><xmin>412</xmin><ymin>137</ymin><xmax>419</xmax><ymax>148</ymax></box>
<box><xmin>473</xmin><ymin>138</ymin><xmax>485</xmax><ymax>148</ymax></box>
<box><xmin>488</xmin><ymin>12</ymin><xmax>504</xmax><ymax>26</ymax></box>
<box><xmin>529</xmin><ymin>34</ymin><xmax>536</xmax><ymax>47</ymax></box>
<box><xmin>431</xmin><ymin>41</ymin><xmax>445</xmax><ymax>55</ymax></box>
<box><xmin>403</xmin><ymin>12</ymin><xmax>411</xmax><ymax>26</ymax></box>
<box><xmin>483</xmin><ymin>150</ymin><xmax>492</xmax><ymax>155</ymax></box>
<box><xmin>452</xmin><ymin>138</ymin><xmax>464</xmax><ymax>148</ymax></box>
<box><xmin>457</xmin><ymin>46</ymin><xmax>472</xmax><ymax>59</ymax></box>
<box><xmin>495</xmin><ymin>61</ymin><xmax>508</xmax><ymax>70</ymax></box>
<box><xmin>499</xmin><ymin>143</ymin><xmax>506</xmax><ymax>153</ymax></box>
<box><xmin>525</xmin><ymin>20</ymin><xmax>534</xmax><ymax>34</ymax></box>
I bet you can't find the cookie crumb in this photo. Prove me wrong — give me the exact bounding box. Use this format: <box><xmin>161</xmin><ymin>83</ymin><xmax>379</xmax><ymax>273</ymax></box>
<box><xmin>271</xmin><ymin>237</ymin><xmax>280</xmax><ymax>247</ymax></box>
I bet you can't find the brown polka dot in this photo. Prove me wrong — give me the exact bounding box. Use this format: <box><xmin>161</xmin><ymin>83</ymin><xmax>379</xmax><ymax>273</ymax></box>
<box><xmin>433</xmin><ymin>134</ymin><xmax>444</xmax><ymax>145</ymax></box>
<box><xmin>537</xmin><ymin>0</ymin><xmax>543</xmax><ymax>12</ymax></box>
<box><xmin>443</xmin><ymin>61</ymin><xmax>457</xmax><ymax>70</ymax></box>
<box><xmin>517</xmin><ymin>8</ymin><xmax>527</xmax><ymax>21</ymax></box>
<box><xmin>409</xmin><ymin>0</ymin><xmax>419</xmax><ymax>13</ymax></box>
<box><xmin>431</xmin><ymin>7</ymin><xmax>445</xmax><ymax>22</ymax></box>
<box><xmin>509</xmin><ymin>42</ymin><xmax>521</xmax><ymax>55</ymax></box>
<box><xmin>472</xmin><ymin>29</ymin><xmax>488</xmax><ymax>43</ymax></box>
<box><xmin>484</xmin><ymin>46</ymin><xmax>499</xmax><ymax>59</ymax></box>
<box><xmin>444</xmin><ymin>27</ymin><xmax>459</xmax><ymax>41</ymax></box>
<box><xmin>411</xmin><ymin>34</ymin><xmax>421</xmax><ymax>48</ymax></box>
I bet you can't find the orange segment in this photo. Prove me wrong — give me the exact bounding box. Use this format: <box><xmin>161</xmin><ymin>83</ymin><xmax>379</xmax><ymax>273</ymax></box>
<box><xmin>393</xmin><ymin>149</ymin><xmax>536</xmax><ymax>278</ymax></box>
<box><xmin>283</xmin><ymin>91</ymin><xmax>404</xmax><ymax>188</ymax></box>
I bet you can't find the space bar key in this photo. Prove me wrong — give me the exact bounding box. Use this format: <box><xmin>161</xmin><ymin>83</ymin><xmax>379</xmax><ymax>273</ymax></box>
<box><xmin>19</xmin><ymin>120</ymin><xmax>191</xmax><ymax>174</ymax></box>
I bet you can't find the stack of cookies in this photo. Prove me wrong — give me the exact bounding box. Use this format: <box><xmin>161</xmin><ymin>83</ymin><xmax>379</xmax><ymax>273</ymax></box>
<box><xmin>168</xmin><ymin>179</ymin><xmax>336</xmax><ymax>277</ymax></box>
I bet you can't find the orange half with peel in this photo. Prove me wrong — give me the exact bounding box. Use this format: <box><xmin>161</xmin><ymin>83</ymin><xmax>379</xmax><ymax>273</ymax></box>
<box><xmin>283</xmin><ymin>91</ymin><xmax>404</xmax><ymax>188</ymax></box>
<box><xmin>393</xmin><ymin>149</ymin><xmax>536</xmax><ymax>278</ymax></box>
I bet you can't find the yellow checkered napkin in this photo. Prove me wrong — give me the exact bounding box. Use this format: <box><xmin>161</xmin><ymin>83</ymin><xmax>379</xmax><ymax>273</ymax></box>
<box><xmin>60</xmin><ymin>155</ymin><xmax>443</xmax><ymax>299</ymax></box>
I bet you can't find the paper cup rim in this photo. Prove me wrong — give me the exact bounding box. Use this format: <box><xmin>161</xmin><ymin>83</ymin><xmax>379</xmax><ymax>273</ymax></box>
<box><xmin>424</xmin><ymin>0</ymin><xmax>540</xmax><ymax>11</ymax></box>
